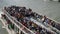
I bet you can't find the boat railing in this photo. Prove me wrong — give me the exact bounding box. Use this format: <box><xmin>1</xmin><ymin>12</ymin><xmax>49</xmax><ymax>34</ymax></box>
<box><xmin>3</xmin><ymin>10</ymin><xmax>28</xmax><ymax>34</ymax></box>
<box><xmin>2</xmin><ymin>6</ymin><xmax>60</xmax><ymax>34</ymax></box>
<box><xmin>47</xmin><ymin>16</ymin><xmax>60</xmax><ymax>24</ymax></box>
<box><xmin>30</xmin><ymin>18</ymin><xmax>56</xmax><ymax>34</ymax></box>
<box><xmin>3</xmin><ymin>8</ymin><xmax>57</xmax><ymax>34</ymax></box>
<box><xmin>45</xmin><ymin>22</ymin><xmax>60</xmax><ymax>34</ymax></box>
<box><xmin>0</xmin><ymin>18</ymin><xmax>17</xmax><ymax>34</ymax></box>
<box><xmin>2</xmin><ymin>8</ymin><xmax>35</xmax><ymax>34</ymax></box>
<box><xmin>31</xmin><ymin>12</ymin><xmax>60</xmax><ymax>33</ymax></box>
<box><xmin>37</xmin><ymin>13</ymin><xmax>60</xmax><ymax>30</ymax></box>
<box><xmin>32</xmin><ymin>16</ymin><xmax>60</xmax><ymax>34</ymax></box>
<box><xmin>36</xmin><ymin>12</ymin><xmax>60</xmax><ymax>24</ymax></box>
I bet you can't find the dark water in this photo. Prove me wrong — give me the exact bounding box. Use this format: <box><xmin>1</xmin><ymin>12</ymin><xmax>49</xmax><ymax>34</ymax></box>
<box><xmin>0</xmin><ymin>0</ymin><xmax>60</xmax><ymax>34</ymax></box>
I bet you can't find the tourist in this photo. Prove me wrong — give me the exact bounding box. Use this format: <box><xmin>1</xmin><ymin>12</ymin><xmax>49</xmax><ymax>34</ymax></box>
<box><xmin>35</xmin><ymin>30</ymin><xmax>40</xmax><ymax>34</ymax></box>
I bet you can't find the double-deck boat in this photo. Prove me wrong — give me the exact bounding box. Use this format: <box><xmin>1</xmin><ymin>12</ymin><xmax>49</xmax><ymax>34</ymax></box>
<box><xmin>0</xmin><ymin>6</ymin><xmax>60</xmax><ymax>34</ymax></box>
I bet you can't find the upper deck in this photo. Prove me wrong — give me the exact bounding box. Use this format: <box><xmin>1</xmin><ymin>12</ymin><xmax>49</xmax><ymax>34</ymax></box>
<box><xmin>1</xmin><ymin>6</ymin><xmax>60</xmax><ymax>34</ymax></box>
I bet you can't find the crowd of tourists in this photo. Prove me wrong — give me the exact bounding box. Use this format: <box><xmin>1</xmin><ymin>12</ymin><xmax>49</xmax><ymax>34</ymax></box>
<box><xmin>2</xmin><ymin>6</ymin><xmax>59</xmax><ymax>34</ymax></box>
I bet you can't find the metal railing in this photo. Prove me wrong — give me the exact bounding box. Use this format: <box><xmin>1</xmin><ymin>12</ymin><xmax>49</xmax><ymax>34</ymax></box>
<box><xmin>2</xmin><ymin>9</ymin><xmax>35</xmax><ymax>34</ymax></box>
<box><xmin>30</xmin><ymin>18</ymin><xmax>56</xmax><ymax>34</ymax></box>
<box><xmin>32</xmin><ymin>14</ymin><xmax>60</xmax><ymax>34</ymax></box>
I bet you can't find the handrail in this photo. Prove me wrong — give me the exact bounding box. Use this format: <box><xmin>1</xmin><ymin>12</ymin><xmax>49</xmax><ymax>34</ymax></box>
<box><xmin>0</xmin><ymin>18</ymin><xmax>16</xmax><ymax>34</ymax></box>
<box><xmin>11</xmin><ymin>17</ymin><xmax>35</xmax><ymax>34</ymax></box>
<box><xmin>2</xmin><ymin>6</ymin><xmax>60</xmax><ymax>34</ymax></box>
<box><xmin>6</xmin><ymin>13</ymin><xmax>28</xmax><ymax>34</ymax></box>
<box><xmin>32</xmin><ymin>17</ymin><xmax>60</xmax><ymax>34</ymax></box>
<box><xmin>30</xmin><ymin>18</ymin><xmax>56</xmax><ymax>34</ymax></box>
<box><xmin>47</xmin><ymin>16</ymin><xmax>60</xmax><ymax>24</ymax></box>
<box><xmin>3</xmin><ymin>9</ymin><xmax>35</xmax><ymax>34</ymax></box>
<box><xmin>2</xmin><ymin>10</ymin><xmax>28</xmax><ymax>34</ymax></box>
<box><xmin>2</xmin><ymin>8</ymin><xmax>56</xmax><ymax>34</ymax></box>
<box><xmin>36</xmin><ymin>12</ymin><xmax>60</xmax><ymax>24</ymax></box>
<box><xmin>33</xmin><ymin>15</ymin><xmax>60</xmax><ymax>34</ymax></box>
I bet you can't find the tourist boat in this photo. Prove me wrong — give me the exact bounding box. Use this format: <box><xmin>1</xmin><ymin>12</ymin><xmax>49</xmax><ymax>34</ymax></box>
<box><xmin>0</xmin><ymin>6</ymin><xmax>60</xmax><ymax>34</ymax></box>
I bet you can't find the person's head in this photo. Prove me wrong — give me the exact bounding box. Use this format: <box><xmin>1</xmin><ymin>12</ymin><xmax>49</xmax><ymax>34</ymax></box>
<box><xmin>4</xmin><ymin>6</ymin><xmax>6</xmax><ymax>10</ymax></box>
<box><xmin>44</xmin><ymin>15</ymin><xmax>46</xmax><ymax>18</ymax></box>
<box><xmin>11</xmin><ymin>6</ymin><xmax>16</xmax><ymax>8</ymax></box>
<box><xmin>29</xmin><ymin>8</ymin><xmax>32</xmax><ymax>11</ymax></box>
<box><xmin>22</xmin><ymin>7</ymin><xmax>26</xmax><ymax>9</ymax></box>
<box><xmin>43</xmin><ymin>15</ymin><xmax>47</xmax><ymax>19</ymax></box>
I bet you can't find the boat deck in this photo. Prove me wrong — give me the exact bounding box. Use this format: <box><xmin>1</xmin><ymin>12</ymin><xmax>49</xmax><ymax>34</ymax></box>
<box><xmin>1</xmin><ymin>6</ymin><xmax>60</xmax><ymax>34</ymax></box>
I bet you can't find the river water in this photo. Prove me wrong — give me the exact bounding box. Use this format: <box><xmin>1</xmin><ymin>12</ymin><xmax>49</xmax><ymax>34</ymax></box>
<box><xmin>0</xmin><ymin>0</ymin><xmax>60</xmax><ymax>34</ymax></box>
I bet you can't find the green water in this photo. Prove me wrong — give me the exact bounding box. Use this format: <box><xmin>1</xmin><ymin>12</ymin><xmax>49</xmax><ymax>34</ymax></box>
<box><xmin>0</xmin><ymin>0</ymin><xmax>60</xmax><ymax>34</ymax></box>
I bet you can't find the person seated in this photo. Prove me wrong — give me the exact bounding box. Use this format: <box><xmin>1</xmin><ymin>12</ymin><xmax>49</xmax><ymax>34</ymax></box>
<box><xmin>46</xmin><ymin>30</ymin><xmax>53</xmax><ymax>34</ymax></box>
<box><xmin>1</xmin><ymin>14</ymin><xmax>6</xmax><ymax>18</ymax></box>
<box><xmin>55</xmin><ymin>23</ymin><xmax>60</xmax><ymax>30</ymax></box>
<box><xmin>42</xmin><ymin>16</ymin><xmax>46</xmax><ymax>23</ymax></box>
<box><xmin>48</xmin><ymin>19</ymin><xmax>52</xmax><ymax>25</ymax></box>
<box><xmin>42</xmin><ymin>15</ymin><xmax>50</xmax><ymax>24</ymax></box>
<box><xmin>35</xmin><ymin>30</ymin><xmax>40</xmax><ymax>34</ymax></box>
<box><xmin>51</xmin><ymin>21</ymin><xmax>55</xmax><ymax>27</ymax></box>
<box><xmin>31</xmin><ymin>23</ymin><xmax>37</xmax><ymax>30</ymax></box>
<box><xmin>24</xmin><ymin>10</ymin><xmax>30</xmax><ymax>17</ymax></box>
<box><xmin>45</xmin><ymin>18</ymin><xmax>50</xmax><ymax>24</ymax></box>
<box><xmin>37</xmin><ymin>26</ymin><xmax>42</xmax><ymax>32</ymax></box>
<box><xmin>21</xmin><ymin>20</ymin><xmax>27</xmax><ymax>27</ymax></box>
<box><xmin>40</xmin><ymin>28</ymin><xmax>47</xmax><ymax>34</ymax></box>
<box><xmin>20</xmin><ymin>7</ymin><xmax>26</xmax><ymax>12</ymax></box>
<box><xmin>30</xmin><ymin>12</ymin><xmax>35</xmax><ymax>17</ymax></box>
<box><xmin>7</xmin><ymin>19</ymin><xmax>12</xmax><ymax>24</ymax></box>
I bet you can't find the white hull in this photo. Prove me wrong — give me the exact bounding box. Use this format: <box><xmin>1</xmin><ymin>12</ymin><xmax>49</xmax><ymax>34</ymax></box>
<box><xmin>0</xmin><ymin>18</ymin><xmax>16</xmax><ymax>34</ymax></box>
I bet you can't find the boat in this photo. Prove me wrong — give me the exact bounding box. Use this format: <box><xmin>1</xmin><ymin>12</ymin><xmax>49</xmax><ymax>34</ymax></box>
<box><xmin>0</xmin><ymin>6</ymin><xmax>60</xmax><ymax>34</ymax></box>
